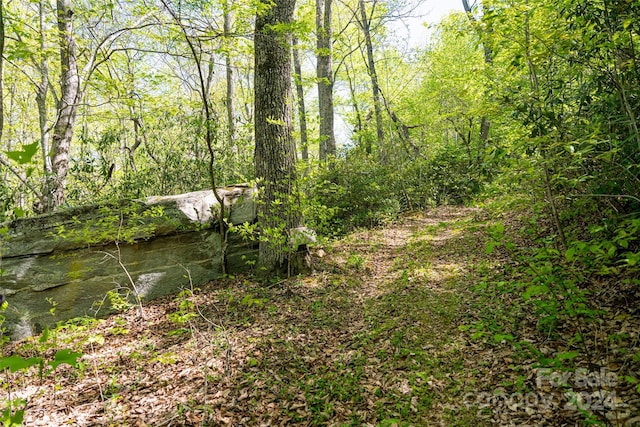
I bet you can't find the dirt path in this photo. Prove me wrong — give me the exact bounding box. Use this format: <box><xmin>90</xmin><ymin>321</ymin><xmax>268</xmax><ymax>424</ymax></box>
<box><xmin>20</xmin><ymin>207</ymin><xmax>624</xmax><ymax>426</ymax></box>
<box><xmin>4</xmin><ymin>207</ymin><xmax>526</xmax><ymax>425</ymax></box>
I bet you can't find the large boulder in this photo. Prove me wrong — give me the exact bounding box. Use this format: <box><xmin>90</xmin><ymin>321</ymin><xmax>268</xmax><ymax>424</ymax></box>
<box><xmin>0</xmin><ymin>186</ymin><xmax>257</xmax><ymax>339</ymax></box>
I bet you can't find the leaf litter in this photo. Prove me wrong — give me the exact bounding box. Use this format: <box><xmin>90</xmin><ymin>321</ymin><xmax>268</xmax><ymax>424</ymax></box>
<box><xmin>2</xmin><ymin>206</ymin><xmax>639</xmax><ymax>426</ymax></box>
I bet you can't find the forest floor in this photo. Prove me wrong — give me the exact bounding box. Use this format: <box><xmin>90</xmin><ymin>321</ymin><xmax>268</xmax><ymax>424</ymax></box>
<box><xmin>4</xmin><ymin>205</ymin><xmax>640</xmax><ymax>426</ymax></box>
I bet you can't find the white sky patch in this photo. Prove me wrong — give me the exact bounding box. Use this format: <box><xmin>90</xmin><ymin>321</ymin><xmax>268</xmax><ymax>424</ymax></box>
<box><xmin>390</xmin><ymin>0</ymin><xmax>466</xmax><ymax>49</ymax></box>
<box><xmin>311</xmin><ymin>1</ymin><xmax>467</xmax><ymax>149</ymax></box>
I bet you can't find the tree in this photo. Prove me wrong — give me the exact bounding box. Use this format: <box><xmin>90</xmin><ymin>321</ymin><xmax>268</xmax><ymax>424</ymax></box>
<box><xmin>316</xmin><ymin>0</ymin><xmax>335</xmax><ymax>160</ymax></box>
<box><xmin>461</xmin><ymin>0</ymin><xmax>492</xmax><ymax>145</ymax></box>
<box><xmin>357</xmin><ymin>0</ymin><xmax>384</xmax><ymax>157</ymax></box>
<box><xmin>423</xmin><ymin>13</ymin><xmax>490</xmax><ymax>167</ymax></box>
<box><xmin>160</xmin><ymin>0</ymin><xmax>229</xmax><ymax>271</ymax></box>
<box><xmin>36</xmin><ymin>0</ymin><xmax>52</xmax><ymax>191</ymax></box>
<box><xmin>471</xmin><ymin>0</ymin><xmax>638</xmax><ymax>246</ymax></box>
<box><xmin>254</xmin><ymin>0</ymin><xmax>302</xmax><ymax>275</ymax></box>
<box><xmin>292</xmin><ymin>36</ymin><xmax>310</xmax><ymax>161</ymax></box>
<box><xmin>48</xmin><ymin>0</ymin><xmax>80</xmax><ymax>210</ymax></box>
<box><xmin>43</xmin><ymin>1</ymin><xmax>154</xmax><ymax>210</ymax></box>
<box><xmin>222</xmin><ymin>0</ymin><xmax>236</xmax><ymax>151</ymax></box>
<box><xmin>0</xmin><ymin>0</ymin><xmax>4</xmax><ymax>143</ymax></box>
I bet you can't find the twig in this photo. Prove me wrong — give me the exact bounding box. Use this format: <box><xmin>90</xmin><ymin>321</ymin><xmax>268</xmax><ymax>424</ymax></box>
<box><xmin>97</xmin><ymin>213</ymin><xmax>145</xmax><ymax>318</ymax></box>
<box><xmin>178</xmin><ymin>265</ymin><xmax>233</xmax><ymax>375</ymax></box>
<box><xmin>98</xmin><ymin>245</ymin><xmax>145</xmax><ymax>319</ymax></box>
<box><xmin>0</xmin><ymin>156</ymin><xmax>44</xmax><ymax>201</ymax></box>
<box><xmin>89</xmin><ymin>341</ymin><xmax>105</xmax><ymax>402</ymax></box>
<box><xmin>179</xmin><ymin>265</ymin><xmax>223</xmax><ymax>330</ymax></box>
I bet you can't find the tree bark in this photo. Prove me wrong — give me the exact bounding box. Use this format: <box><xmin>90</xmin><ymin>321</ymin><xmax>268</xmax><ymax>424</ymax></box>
<box><xmin>50</xmin><ymin>0</ymin><xmax>81</xmax><ymax>210</ymax></box>
<box><xmin>254</xmin><ymin>0</ymin><xmax>302</xmax><ymax>276</ymax></box>
<box><xmin>292</xmin><ymin>37</ymin><xmax>309</xmax><ymax>161</ymax></box>
<box><xmin>344</xmin><ymin>60</ymin><xmax>364</xmax><ymax>150</ymax></box>
<box><xmin>316</xmin><ymin>0</ymin><xmax>335</xmax><ymax>160</ymax></box>
<box><xmin>223</xmin><ymin>2</ymin><xmax>236</xmax><ymax>151</ymax></box>
<box><xmin>0</xmin><ymin>0</ymin><xmax>4</xmax><ymax>144</ymax></box>
<box><xmin>37</xmin><ymin>0</ymin><xmax>52</xmax><ymax>208</ymax></box>
<box><xmin>462</xmin><ymin>0</ymin><xmax>492</xmax><ymax>147</ymax></box>
<box><xmin>358</xmin><ymin>0</ymin><xmax>384</xmax><ymax>159</ymax></box>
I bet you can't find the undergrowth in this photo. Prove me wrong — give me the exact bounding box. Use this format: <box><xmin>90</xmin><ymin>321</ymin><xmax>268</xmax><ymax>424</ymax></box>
<box><xmin>1</xmin><ymin>204</ymin><xmax>639</xmax><ymax>426</ymax></box>
<box><xmin>457</xmin><ymin>193</ymin><xmax>640</xmax><ymax>426</ymax></box>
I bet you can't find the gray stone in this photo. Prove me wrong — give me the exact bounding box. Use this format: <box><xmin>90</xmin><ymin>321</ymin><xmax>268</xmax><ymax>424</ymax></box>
<box><xmin>0</xmin><ymin>186</ymin><xmax>258</xmax><ymax>339</ymax></box>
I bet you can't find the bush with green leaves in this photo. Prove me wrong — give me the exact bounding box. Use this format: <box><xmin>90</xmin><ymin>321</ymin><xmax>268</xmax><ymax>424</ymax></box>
<box><xmin>399</xmin><ymin>145</ymin><xmax>486</xmax><ymax>207</ymax></box>
<box><xmin>301</xmin><ymin>156</ymin><xmax>401</xmax><ymax>235</ymax></box>
<box><xmin>301</xmin><ymin>143</ymin><xmax>490</xmax><ymax>236</ymax></box>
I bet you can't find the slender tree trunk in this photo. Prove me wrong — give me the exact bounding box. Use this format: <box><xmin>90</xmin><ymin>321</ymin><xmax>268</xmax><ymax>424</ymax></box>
<box><xmin>36</xmin><ymin>0</ymin><xmax>52</xmax><ymax>208</ymax></box>
<box><xmin>223</xmin><ymin>2</ymin><xmax>236</xmax><ymax>152</ymax></box>
<box><xmin>523</xmin><ymin>5</ymin><xmax>567</xmax><ymax>251</ymax></box>
<box><xmin>161</xmin><ymin>0</ymin><xmax>227</xmax><ymax>271</ymax></box>
<box><xmin>345</xmin><ymin>60</ymin><xmax>364</xmax><ymax>150</ymax></box>
<box><xmin>462</xmin><ymin>0</ymin><xmax>492</xmax><ymax>148</ymax></box>
<box><xmin>50</xmin><ymin>0</ymin><xmax>81</xmax><ymax>210</ymax></box>
<box><xmin>601</xmin><ymin>0</ymin><xmax>640</xmax><ymax>152</ymax></box>
<box><xmin>292</xmin><ymin>37</ymin><xmax>309</xmax><ymax>161</ymax></box>
<box><xmin>0</xmin><ymin>0</ymin><xmax>4</xmax><ymax>144</ymax></box>
<box><xmin>254</xmin><ymin>0</ymin><xmax>301</xmax><ymax>275</ymax></box>
<box><xmin>0</xmin><ymin>70</ymin><xmax>36</xmax><ymax>202</ymax></box>
<box><xmin>358</xmin><ymin>0</ymin><xmax>384</xmax><ymax>159</ymax></box>
<box><xmin>316</xmin><ymin>0</ymin><xmax>335</xmax><ymax>160</ymax></box>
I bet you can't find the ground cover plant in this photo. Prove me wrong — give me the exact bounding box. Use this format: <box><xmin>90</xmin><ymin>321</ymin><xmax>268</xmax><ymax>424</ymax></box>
<box><xmin>1</xmin><ymin>205</ymin><xmax>638</xmax><ymax>426</ymax></box>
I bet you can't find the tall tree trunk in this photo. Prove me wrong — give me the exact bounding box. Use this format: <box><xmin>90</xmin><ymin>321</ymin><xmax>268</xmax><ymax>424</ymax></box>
<box><xmin>0</xmin><ymin>0</ymin><xmax>4</xmax><ymax>144</ymax></box>
<box><xmin>600</xmin><ymin>0</ymin><xmax>640</xmax><ymax>152</ymax></box>
<box><xmin>316</xmin><ymin>0</ymin><xmax>335</xmax><ymax>160</ymax></box>
<box><xmin>462</xmin><ymin>0</ymin><xmax>492</xmax><ymax>148</ymax></box>
<box><xmin>345</xmin><ymin>60</ymin><xmax>363</xmax><ymax>150</ymax></box>
<box><xmin>358</xmin><ymin>0</ymin><xmax>384</xmax><ymax>159</ymax></box>
<box><xmin>223</xmin><ymin>2</ymin><xmax>236</xmax><ymax>152</ymax></box>
<box><xmin>50</xmin><ymin>0</ymin><xmax>81</xmax><ymax>210</ymax></box>
<box><xmin>292</xmin><ymin>37</ymin><xmax>309</xmax><ymax>161</ymax></box>
<box><xmin>37</xmin><ymin>0</ymin><xmax>52</xmax><ymax>208</ymax></box>
<box><xmin>254</xmin><ymin>0</ymin><xmax>301</xmax><ymax>275</ymax></box>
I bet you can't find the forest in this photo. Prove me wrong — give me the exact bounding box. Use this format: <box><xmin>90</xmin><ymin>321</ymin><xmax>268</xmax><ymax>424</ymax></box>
<box><xmin>0</xmin><ymin>0</ymin><xmax>639</xmax><ymax>425</ymax></box>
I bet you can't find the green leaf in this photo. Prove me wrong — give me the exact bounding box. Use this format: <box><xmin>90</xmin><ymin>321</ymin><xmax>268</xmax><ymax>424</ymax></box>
<box><xmin>1</xmin><ymin>406</ymin><xmax>25</xmax><ymax>427</ymax></box>
<box><xmin>523</xmin><ymin>285</ymin><xmax>548</xmax><ymax>300</ymax></box>
<box><xmin>39</xmin><ymin>326</ymin><xmax>50</xmax><ymax>343</ymax></box>
<box><xmin>494</xmin><ymin>333</ymin><xmax>514</xmax><ymax>343</ymax></box>
<box><xmin>485</xmin><ymin>240</ymin><xmax>497</xmax><ymax>255</ymax></box>
<box><xmin>5</xmin><ymin>141</ymin><xmax>39</xmax><ymax>165</ymax></box>
<box><xmin>0</xmin><ymin>355</ymin><xmax>42</xmax><ymax>373</ymax></box>
<box><xmin>48</xmin><ymin>349</ymin><xmax>82</xmax><ymax>370</ymax></box>
<box><xmin>471</xmin><ymin>331</ymin><xmax>485</xmax><ymax>340</ymax></box>
<box><xmin>556</xmin><ymin>351</ymin><xmax>579</xmax><ymax>361</ymax></box>
<box><xmin>624</xmin><ymin>252</ymin><xmax>639</xmax><ymax>266</ymax></box>
<box><xmin>565</xmin><ymin>247</ymin><xmax>576</xmax><ymax>262</ymax></box>
<box><xmin>88</xmin><ymin>334</ymin><xmax>105</xmax><ymax>345</ymax></box>
<box><xmin>379</xmin><ymin>419</ymin><xmax>403</xmax><ymax>427</ymax></box>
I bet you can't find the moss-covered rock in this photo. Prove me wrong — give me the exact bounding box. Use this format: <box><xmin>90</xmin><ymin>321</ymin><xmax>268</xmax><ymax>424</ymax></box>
<box><xmin>0</xmin><ymin>186</ymin><xmax>257</xmax><ymax>338</ymax></box>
